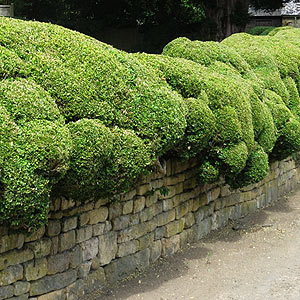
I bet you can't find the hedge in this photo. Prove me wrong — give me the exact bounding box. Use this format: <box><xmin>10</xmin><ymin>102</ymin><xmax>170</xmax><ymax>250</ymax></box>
<box><xmin>1</xmin><ymin>18</ymin><xmax>300</xmax><ymax>229</ymax></box>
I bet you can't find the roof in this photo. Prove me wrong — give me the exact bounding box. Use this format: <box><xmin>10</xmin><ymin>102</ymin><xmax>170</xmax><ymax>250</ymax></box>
<box><xmin>249</xmin><ymin>0</ymin><xmax>300</xmax><ymax>17</ymax></box>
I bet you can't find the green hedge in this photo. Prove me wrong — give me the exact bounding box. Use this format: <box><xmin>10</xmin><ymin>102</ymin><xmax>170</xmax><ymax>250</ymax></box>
<box><xmin>1</xmin><ymin>18</ymin><xmax>300</xmax><ymax>229</ymax></box>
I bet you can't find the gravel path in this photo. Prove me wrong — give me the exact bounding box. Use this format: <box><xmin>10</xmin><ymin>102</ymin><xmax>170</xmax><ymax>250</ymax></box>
<box><xmin>87</xmin><ymin>186</ymin><xmax>300</xmax><ymax>300</ymax></box>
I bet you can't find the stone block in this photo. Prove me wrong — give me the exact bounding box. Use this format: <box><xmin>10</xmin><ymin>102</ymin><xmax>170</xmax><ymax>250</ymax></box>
<box><xmin>162</xmin><ymin>235</ymin><xmax>180</xmax><ymax>257</ymax></box>
<box><xmin>65</xmin><ymin>279</ymin><xmax>84</xmax><ymax>300</ymax></box>
<box><xmin>179</xmin><ymin>230</ymin><xmax>189</xmax><ymax>248</ymax></box>
<box><xmin>109</xmin><ymin>203</ymin><xmax>123</xmax><ymax>220</ymax></box>
<box><xmin>98</xmin><ymin>232</ymin><xmax>117</xmax><ymax>265</ymax></box>
<box><xmin>50</xmin><ymin>237</ymin><xmax>58</xmax><ymax>256</ymax></box>
<box><xmin>14</xmin><ymin>281</ymin><xmax>30</xmax><ymax>296</ymax></box>
<box><xmin>78</xmin><ymin>261</ymin><xmax>92</xmax><ymax>279</ymax></box>
<box><xmin>184</xmin><ymin>212</ymin><xmax>195</xmax><ymax>228</ymax></box>
<box><xmin>8</xmin><ymin>294</ymin><xmax>29</xmax><ymax>300</ymax></box>
<box><xmin>151</xmin><ymin>202</ymin><xmax>163</xmax><ymax>216</ymax></box>
<box><xmin>0</xmin><ymin>265</ymin><xmax>23</xmax><ymax>286</ymax></box>
<box><xmin>84</xmin><ymin>268</ymin><xmax>106</xmax><ymax>295</ymax></box>
<box><xmin>58</xmin><ymin>231</ymin><xmax>76</xmax><ymax>252</ymax></box>
<box><xmin>117</xmin><ymin>240</ymin><xmax>139</xmax><ymax>258</ymax></box>
<box><xmin>78</xmin><ymin>213</ymin><xmax>89</xmax><ymax>227</ymax></box>
<box><xmin>133</xmin><ymin>197</ymin><xmax>146</xmax><ymax>214</ymax></box>
<box><xmin>46</xmin><ymin>221</ymin><xmax>61</xmax><ymax>237</ymax></box>
<box><xmin>150</xmin><ymin>179</ymin><xmax>164</xmax><ymax>190</ymax></box>
<box><xmin>139</xmin><ymin>207</ymin><xmax>154</xmax><ymax>223</ymax></box>
<box><xmin>47</xmin><ymin>252</ymin><xmax>70</xmax><ymax>275</ymax></box>
<box><xmin>0</xmin><ymin>234</ymin><xmax>24</xmax><ymax>254</ymax></box>
<box><xmin>36</xmin><ymin>289</ymin><xmax>65</xmax><ymax>300</ymax></box>
<box><xmin>120</xmin><ymin>189</ymin><xmax>136</xmax><ymax>202</ymax></box>
<box><xmin>122</xmin><ymin>201</ymin><xmax>133</xmax><ymax>215</ymax></box>
<box><xmin>154</xmin><ymin>226</ymin><xmax>166</xmax><ymax>240</ymax></box>
<box><xmin>150</xmin><ymin>240</ymin><xmax>162</xmax><ymax>263</ymax></box>
<box><xmin>24</xmin><ymin>258</ymin><xmax>47</xmax><ymax>281</ymax></box>
<box><xmin>112</xmin><ymin>215</ymin><xmax>130</xmax><ymax>231</ymax></box>
<box><xmin>76</xmin><ymin>226</ymin><xmax>92</xmax><ymax>244</ymax></box>
<box><xmin>69</xmin><ymin>245</ymin><xmax>82</xmax><ymax>269</ymax></box>
<box><xmin>62</xmin><ymin>218</ymin><xmax>77</xmax><ymax>233</ymax></box>
<box><xmin>175</xmin><ymin>203</ymin><xmax>189</xmax><ymax>219</ymax></box>
<box><xmin>138</xmin><ymin>233</ymin><xmax>154</xmax><ymax>250</ymax></box>
<box><xmin>162</xmin><ymin>198</ymin><xmax>173</xmax><ymax>212</ymax></box>
<box><xmin>0</xmin><ymin>227</ymin><xmax>8</xmax><ymax>237</ymax></box>
<box><xmin>29</xmin><ymin>270</ymin><xmax>77</xmax><ymax>296</ymax></box>
<box><xmin>129</xmin><ymin>214</ymin><xmax>139</xmax><ymax>226</ymax></box>
<box><xmin>81</xmin><ymin>238</ymin><xmax>98</xmax><ymax>261</ymax></box>
<box><xmin>220</xmin><ymin>185</ymin><xmax>232</xmax><ymax>197</ymax></box>
<box><xmin>91</xmin><ymin>224</ymin><xmax>105</xmax><ymax>237</ymax></box>
<box><xmin>156</xmin><ymin>210</ymin><xmax>176</xmax><ymax>227</ymax></box>
<box><xmin>25</xmin><ymin>227</ymin><xmax>45</xmax><ymax>243</ymax></box>
<box><xmin>91</xmin><ymin>257</ymin><xmax>101</xmax><ymax>271</ymax></box>
<box><xmin>61</xmin><ymin>198</ymin><xmax>75</xmax><ymax>211</ymax></box>
<box><xmin>94</xmin><ymin>198</ymin><xmax>108</xmax><ymax>209</ymax></box>
<box><xmin>145</xmin><ymin>194</ymin><xmax>158</xmax><ymax>208</ymax></box>
<box><xmin>104</xmin><ymin>249</ymin><xmax>150</xmax><ymax>283</ymax></box>
<box><xmin>136</xmin><ymin>184</ymin><xmax>151</xmax><ymax>196</ymax></box>
<box><xmin>165</xmin><ymin>220</ymin><xmax>185</xmax><ymax>238</ymax></box>
<box><xmin>0</xmin><ymin>286</ymin><xmax>14</xmax><ymax>300</ymax></box>
<box><xmin>183</xmin><ymin>177</ymin><xmax>197</xmax><ymax>191</ymax></box>
<box><xmin>117</xmin><ymin>223</ymin><xmax>148</xmax><ymax>244</ymax></box>
<box><xmin>194</xmin><ymin>218</ymin><xmax>212</xmax><ymax>241</ymax></box>
<box><xmin>0</xmin><ymin>249</ymin><xmax>34</xmax><ymax>271</ymax></box>
<box><xmin>163</xmin><ymin>174</ymin><xmax>185</xmax><ymax>186</ymax></box>
<box><xmin>88</xmin><ymin>207</ymin><xmax>108</xmax><ymax>225</ymax></box>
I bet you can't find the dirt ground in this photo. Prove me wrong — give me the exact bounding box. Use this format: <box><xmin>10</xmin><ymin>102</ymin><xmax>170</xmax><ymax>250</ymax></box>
<box><xmin>88</xmin><ymin>186</ymin><xmax>300</xmax><ymax>300</ymax></box>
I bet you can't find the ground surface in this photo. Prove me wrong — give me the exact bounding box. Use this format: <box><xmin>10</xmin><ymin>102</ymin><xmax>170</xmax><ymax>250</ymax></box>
<box><xmin>87</xmin><ymin>186</ymin><xmax>300</xmax><ymax>300</ymax></box>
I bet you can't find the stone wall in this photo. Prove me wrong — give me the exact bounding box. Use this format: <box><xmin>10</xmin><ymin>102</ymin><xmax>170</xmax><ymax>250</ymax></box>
<box><xmin>0</xmin><ymin>157</ymin><xmax>299</xmax><ymax>300</ymax></box>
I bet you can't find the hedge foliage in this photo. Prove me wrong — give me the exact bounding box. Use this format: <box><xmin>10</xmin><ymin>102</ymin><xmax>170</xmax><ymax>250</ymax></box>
<box><xmin>1</xmin><ymin>18</ymin><xmax>300</xmax><ymax>229</ymax></box>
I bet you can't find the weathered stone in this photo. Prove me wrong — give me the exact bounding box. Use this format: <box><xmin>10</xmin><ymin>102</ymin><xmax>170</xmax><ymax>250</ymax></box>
<box><xmin>30</xmin><ymin>270</ymin><xmax>77</xmax><ymax>296</ymax></box>
<box><xmin>156</xmin><ymin>210</ymin><xmax>175</xmax><ymax>227</ymax></box>
<box><xmin>0</xmin><ymin>227</ymin><xmax>8</xmax><ymax>237</ymax></box>
<box><xmin>104</xmin><ymin>221</ymin><xmax>112</xmax><ymax>233</ymax></box>
<box><xmin>109</xmin><ymin>203</ymin><xmax>122</xmax><ymax>220</ymax></box>
<box><xmin>14</xmin><ymin>281</ymin><xmax>30</xmax><ymax>296</ymax></box>
<box><xmin>183</xmin><ymin>177</ymin><xmax>197</xmax><ymax>190</ymax></box>
<box><xmin>162</xmin><ymin>198</ymin><xmax>173</xmax><ymax>212</ymax></box>
<box><xmin>207</xmin><ymin>187</ymin><xmax>220</xmax><ymax>203</ymax></box>
<box><xmin>179</xmin><ymin>230</ymin><xmax>189</xmax><ymax>248</ymax></box>
<box><xmin>62</xmin><ymin>217</ymin><xmax>77</xmax><ymax>233</ymax></box>
<box><xmin>145</xmin><ymin>194</ymin><xmax>158</xmax><ymax>208</ymax></box>
<box><xmin>46</xmin><ymin>221</ymin><xmax>61</xmax><ymax>237</ymax></box>
<box><xmin>139</xmin><ymin>207</ymin><xmax>154</xmax><ymax>223</ymax></box>
<box><xmin>150</xmin><ymin>178</ymin><xmax>164</xmax><ymax>189</ymax></box>
<box><xmin>84</xmin><ymin>268</ymin><xmax>106</xmax><ymax>294</ymax></box>
<box><xmin>94</xmin><ymin>198</ymin><xmax>108</xmax><ymax>209</ymax></box>
<box><xmin>162</xmin><ymin>235</ymin><xmax>180</xmax><ymax>257</ymax></box>
<box><xmin>99</xmin><ymin>232</ymin><xmax>117</xmax><ymax>265</ymax></box>
<box><xmin>112</xmin><ymin>215</ymin><xmax>130</xmax><ymax>231</ymax></box>
<box><xmin>79</xmin><ymin>213</ymin><xmax>89</xmax><ymax>227</ymax></box>
<box><xmin>81</xmin><ymin>238</ymin><xmax>98</xmax><ymax>261</ymax></box>
<box><xmin>0</xmin><ymin>286</ymin><xmax>14</xmax><ymax>300</ymax></box>
<box><xmin>50</xmin><ymin>237</ymin><xmax>58</xmax><ymax>256</ymax></box>
<box><xmin>117</xmin><ymin>240</ymin><xmax>139</xmax><ymax>258</ymax></box>
<box><xmin>50</xmin><ymin>211</ymin><xmax>63</xmax><ymax>220</ymax></box>
<box><xmin>47</xmin><ymin>252</ymin><xmax>70</xmax><ymax>275</ymax></box>
<box><xmin>25</xmin><ymin>227</ymin><xmax>45</xmax><ymax>243</ymax></box>
<box><xmin>61</xmin><ymin>197</ymin><xmax>75</xmax><ymax>211</ymax></box>
<box><xmin>0</xmin><ymin>265</ymin><xmax>23</xmax><ymax>286</ymax></box>
<box><xmin>151</xmin><ymin>202</ymin><xmax>163</xmax><ymax>216</ymax></box>
<box><xmin>78</xmin><ymin>261</ymin><xmax>92</xmax><ymax>279</ymax></box>
<box><xmin>36</xmin><ymin>289</ymin><xmax>65</xmax><ymax>300</ymax></box>
<box><xmin>136</xmin><ymin>184</ymin><xmax>151</xmax><ymax>196</ymax></box>
<box><xmin>138</xmin><ymin>233</ymin><xmax>154</xmax><ymax>250</ymax></box>
<box><xmin>88</xmin><ymin>208</ymin><xmax>108</xmax><ymax>225</ymax></box>
<box><xmin>104</xmin><ymin>249</ymin><xmax>150</xmax><ymax>283</ymax></box>
<box><xmin>122</xmin><ymin>201</ymin><xmax>133</xmax><ymax>215</ymax></box>
<box><xmin>91</xmin><ymin>257</ymin><xmax>101</xmax><ymax>271</ymax></box>
<box><xmin>76</xmin><ymin>226</ymin><xmax>93</xmax><ymax>243</ymax></box>
<box><xmin>165</xmin><ymin>220</ymin><xmax>185</xmax><ymax>238</ymax></box>
<box><xmin>120</xmin><ymin>189</ymin><xmax>136</xmax><ymax>202</ymax></box>
<box><xmin>0</xmin><ymin>234</ymin><xmax>24</xmax><ymax>254</ymax></box>
<box><xmin>0</xmin><ymin>249</ymin><xmax>33</xmax><ymax>271</ymax></box>
<box><xmin>69</xmin><ymin>245</ymin><xmax>82</xmax><ymax>269</ymax></box>
<box><xmin>92</xmin><ymin>224</ymin><xmax>105</xmax><ymax>237</ymax></box>
<box><xmin>164</xmin><ymin>174</ymin><xmax>185</xmax><ymax>186</ymax></box>
<box><xmin>150</xmin><ymin>240</ymin><xmax>162</xmax><ymax>263</ymax></box>
<box><xmin>58</xmin><ymin>231</ymin><xmax>76</xmax><ymax>252</ymax></box>
<box><xmin>117</xmin><ymin>223</ymin><xmax>149</xmax><ymax>244</ymax></box>
<box><xmin>184</xmin><ymin>212</ymin><xmax>195</xmax><ymax>228</ymax></box>
<box><xmin>158</xmin><ymin>185</ymin><xmax>177</xmax><ymax>200</ymax></box>
<box><xmin>133</xmin><ymin>197</ymin><xmax>146</xmax><ymax>214</ymax></box>
<box><xmin>24</xmin><ymin>258</ymin><xmax>47</xmax><ymax>281</ymax></box>
<box><xmin>66</xmin><ymin>279</ymin><xmax>84</xmax><ymax>300</ymax></box>
<box><xmin>129</xmin><ymin>214</ymin><xmax>139</xmax><ymax>226</ymax></box>
<box><xmin>193</xmin><ymin>218</ymin><xmax>212</xmax><ymax>241</ymax></box>
<box><xmin>175</xmin><ymin>203</ymin><xmax>189</xmax><ymax>219</ymax></box>
<box><xmin>154</xmin><ymin>226</ymin><xmax>166</xmax><ymax>240</ymax></box>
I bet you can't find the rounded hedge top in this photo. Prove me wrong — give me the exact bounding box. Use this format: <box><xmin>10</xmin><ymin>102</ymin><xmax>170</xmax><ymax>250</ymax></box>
<box><xmin>1</xmin><ymin>18</ymin><xmax>300</xmax><ymax>230</ymax></box>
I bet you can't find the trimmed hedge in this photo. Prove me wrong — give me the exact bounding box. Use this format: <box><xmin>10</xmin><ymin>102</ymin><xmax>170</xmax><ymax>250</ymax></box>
<box><xmin>1</xmin><ymin>18</ymin><xmax>300</xmax><ymax>229</ymax></box>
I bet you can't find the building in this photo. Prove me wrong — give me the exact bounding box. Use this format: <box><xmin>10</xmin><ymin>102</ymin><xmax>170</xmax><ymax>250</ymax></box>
<box><xmin>247</xmin><ymin>0</ymin><xmax>300</xmax><ymax>30</ymax></box>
